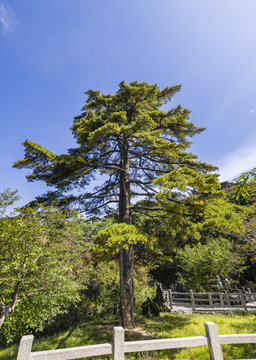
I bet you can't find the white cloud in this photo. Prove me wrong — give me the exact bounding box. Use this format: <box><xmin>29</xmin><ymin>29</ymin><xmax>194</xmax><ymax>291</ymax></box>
<box><xmin>217</xmin><ymin>139</ymin><xmax>256</xmax><ymax>182</ymax></box>
<box><xmin>251</xmin><ymin>109</ymin><xmax>255</xmax><ymax>113</ymax></box>
<box><xmin>0</xmin><ymin>2</ymin><xmax>17</xmax><ymax>34</ymax></box>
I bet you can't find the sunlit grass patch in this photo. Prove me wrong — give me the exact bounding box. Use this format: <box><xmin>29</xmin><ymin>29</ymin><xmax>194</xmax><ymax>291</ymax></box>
<box><xmin>1</xmin><ymin>312</ymin><xmax>255</xmax><ymax>360</ymax></box>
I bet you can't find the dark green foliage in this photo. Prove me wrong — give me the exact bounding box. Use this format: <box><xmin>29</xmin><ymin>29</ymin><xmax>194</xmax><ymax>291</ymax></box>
<box><xmin>79</xmin><ymin>261</ymin><xmax>154</xmax><ymax>318</ymax></box>
<box><xmin>75</xmin><ymin>218</ymin><xmax>155</xmax><ymax>318</ymax></box>
<box><xmin>0</xmin><ymin>189</ymin><xmax>20</xmax><ymax>216</ymax></box>
<box><xmin>234</xmin><ymin>168</ymin><xmax>256</xmax><ymax>200</ymax></box>
<box><xmin>221</xmin><ymin>182</ymin><xmax>256</xmax><ymax>285</ymax></box>
<box><xmin>176</xmin><ymin>238</ymin><xmax>245</xmax><ymax>291</ymax></box>
<box><xmin>0</xmin><ymin>196</ymin><xmax>83</xmax><ymax>343</ymax></box>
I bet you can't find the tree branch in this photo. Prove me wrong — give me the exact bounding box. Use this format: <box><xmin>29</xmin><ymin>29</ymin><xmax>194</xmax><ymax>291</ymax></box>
<box><xmin>83</xmin><ymin>200</ymin><xmax>119</xmax><ymax>213</ymax></box>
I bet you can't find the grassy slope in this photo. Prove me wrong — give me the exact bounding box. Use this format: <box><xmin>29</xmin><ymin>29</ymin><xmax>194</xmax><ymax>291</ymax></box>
<box><xmin>1</xmin><ymin>312</ymin><xmax>256</xmax><ymax>360</ymax></box>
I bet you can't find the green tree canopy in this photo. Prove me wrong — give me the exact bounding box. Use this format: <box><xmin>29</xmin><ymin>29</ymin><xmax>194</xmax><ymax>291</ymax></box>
<box><xmin>0</xmin><ymin>198</ymin><xmax>82</xmax><ymax>343</ymax></box>
<box><xmin>14</xmin><ymin>81</ymin><xmax>244</xmax><ymax>327</ymax></box>
<box><xmin>234</xmin><ymin>168</ymin><xmax>256</xmax><ymax>199</ymax></box>
<box><xmin>176</xmin><ymin>238</ymin><xmax>245</xmax><ymax>291</ymax></box>
<box><xmin>0</xmin><ymin>188</ymin><xmax>20</xmax><ymax>217</ymax></box>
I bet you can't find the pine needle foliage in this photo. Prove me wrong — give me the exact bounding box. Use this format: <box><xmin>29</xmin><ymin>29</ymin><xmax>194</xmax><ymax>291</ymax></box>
<box><xmin>13</xmin><ymin>81</ymin><xmax>245</xmax><ymax>327</ymax></box>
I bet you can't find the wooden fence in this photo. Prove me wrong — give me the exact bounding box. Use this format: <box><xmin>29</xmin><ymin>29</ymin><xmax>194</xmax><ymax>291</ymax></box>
<box><xmin>17</xmin><ymin>322</ymin><xmax>256</xmax><ymax>360</ymax></box>
<box><xmin>163</xmin><ymin>290</ymin><xmax>256</xmax><ymax>313</ymax></box>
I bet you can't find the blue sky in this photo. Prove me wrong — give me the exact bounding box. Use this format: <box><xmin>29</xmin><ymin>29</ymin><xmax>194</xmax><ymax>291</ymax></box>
<box><xmin>1</xmin><ymin>0</ymin><xmax>256</xmax><ymax>207</ymax></box>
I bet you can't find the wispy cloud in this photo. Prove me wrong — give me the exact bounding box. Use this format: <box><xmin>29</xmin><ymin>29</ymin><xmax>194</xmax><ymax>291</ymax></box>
<box><xmin>0</xmin><ymin>2</ymin><xmax>17</xmax><ymax>34</ymax></box>
<box><xmin>217</xmin><ymin>138</ymin><xmax>256</xmax><ymax>182</ymax></box>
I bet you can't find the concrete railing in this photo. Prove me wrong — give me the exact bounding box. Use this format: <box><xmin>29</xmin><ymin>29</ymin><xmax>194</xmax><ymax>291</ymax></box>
<box><xmin>17</xmin><ymin>322</ymin><xmax>256</xmax><ymax>360</ymax></box>
<box><xmin>163</xmin><ymin>290</ymin><xmax>256</xmax><ymax>312</ymax></box>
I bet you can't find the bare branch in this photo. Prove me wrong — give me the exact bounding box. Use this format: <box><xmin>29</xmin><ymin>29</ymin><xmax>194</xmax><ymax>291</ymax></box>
<box><xmin>83</xmin><ymin>200</ymin><xmax>119</xmax><ymax>213</ymax></box>
<box><xmin>79</xmin><ymin>194</ymin><xmax>119</xmax><ymax>199</ymax></box>
<box><xmin>132</xmin><ymin>206</ymin><xmax>164</xmax><ymax>212</ymax></box>
<box><xmin>130</xmin><ymin>192</ymin><xmax>156</xmax><ymax>197</ymax></box>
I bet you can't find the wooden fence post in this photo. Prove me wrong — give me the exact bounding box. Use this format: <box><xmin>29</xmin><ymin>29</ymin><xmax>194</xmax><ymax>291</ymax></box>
<box><xmin>248</xmin><ymin>288</ymin><xmax>253</xmax><ymax>302</ymax></box>
<box><xmin>189</xmin><ymin>290</ymin><xmax>195</xmax><ymax>311</ymax></box>
<box><xmin>204</xmin><ymin>322</ymin><xmax>223</xmax><ymax>360</ymax></box>
<box><xmin>224</xmin><ymin>292</ymin><xmax>231</xmax><ymax>306</ymax></box>
<box><xmin>250</xmin><ymin>285</ymin><xmax>256</xmax><ymax>300</ymax></box>
<box><xmin>238</xmin><ymin>290</ymin><xmax>248</xmax><ymax>312</ymax></box>
<box><xmin>208</xmin><ymin>292</ymin><xmax>213</xmax><ymax>306</ymax></box>
<box><xmin>17</xmin><ymin>335</ymin><xmax>33</xmax><ymax>360</ymax></box>
<box><xmin>113</xmin><ymin>327</ymin><xmax>124</xmax><ymax>360</ymax></box>
<box><xmin>168</xmin><ymin>290</ymin><xmax>173</xmax><ymax>312</ymax></box>
<box><xmin>219</xmin><ymin>293</ymin><xmax>224</xmax><ymax>306</ymax></box>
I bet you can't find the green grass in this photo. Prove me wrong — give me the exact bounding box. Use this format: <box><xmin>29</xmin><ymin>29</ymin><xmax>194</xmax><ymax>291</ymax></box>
<box><xmin>1</xmin><ymin>312</ymin><xmax>256</xmax><ymax>360</ymax></box>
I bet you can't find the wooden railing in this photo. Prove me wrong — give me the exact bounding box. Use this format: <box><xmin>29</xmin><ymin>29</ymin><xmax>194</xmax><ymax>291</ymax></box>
<box><xmin>163</xmin><ymin>290</ymin><xmax>256</xmax><ymax>312</ymax></box>
<box><xmin>17</xmin><ymin>322</ymin><xmax>256</xmax><ymax>360</ymax></box>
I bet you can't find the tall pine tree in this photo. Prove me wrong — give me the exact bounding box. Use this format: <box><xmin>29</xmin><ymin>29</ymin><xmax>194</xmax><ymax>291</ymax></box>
<box><xmin>14</xmin><ymin>81</ymin><xmax>235</xmax><ymax>327</ymax></box>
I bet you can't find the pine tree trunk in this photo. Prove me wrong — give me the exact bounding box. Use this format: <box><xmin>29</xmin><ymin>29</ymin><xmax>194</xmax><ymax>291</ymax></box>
<box><xmin>119</xmin><ymin>139</ymin><xmax>134</xmax><ymax>328</ymax></box>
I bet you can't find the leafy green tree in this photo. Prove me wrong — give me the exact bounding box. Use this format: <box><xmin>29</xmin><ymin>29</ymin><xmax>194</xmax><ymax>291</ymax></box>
<box><xmin>130</xmin><ymin>194</ymin><xmax>246</xmax><ymax>288</ymax></box>
<box><xmin>234</xmin><ymin>169</ymin><xmax>256</xmax><ymax>199</ymax></box>
<box><xmin>0</xmin><ymin>200</ymin><xmax>82</xmax><ymax>343</ymax></box>
<box><xmin>176</xmin><ymin>238</ymin><xmax>245</xmax><ymax>291</ymax></box>
<box><xmin>0</xmin><ymin>188</ymin><xmax>20</xmax><ymax>217</ymax></box>
<box><xmin>14</xmin><ymin>81</ymin><xmax>243</xmax><ymax>327</ymax></box>
<box><xmin>220</xmin><ymin>182</ymin><xmax>256</xmax><ymax>285</ymax></box>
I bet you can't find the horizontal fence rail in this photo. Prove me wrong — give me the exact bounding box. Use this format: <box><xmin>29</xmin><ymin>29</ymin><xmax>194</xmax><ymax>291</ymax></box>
<box><xmin>163</xmin><ymin>290</ymin><xmax>256</xmax><ymax>313</ymax></box>
<box><xmin>17</xmin><ymin>322</ymin><xmax>256</xmax><ymax>360</ymax></box>
<box><xmin>30</xmin><ymin>343</ymin><xmax>113</xmax><ymax>360</ymax></box>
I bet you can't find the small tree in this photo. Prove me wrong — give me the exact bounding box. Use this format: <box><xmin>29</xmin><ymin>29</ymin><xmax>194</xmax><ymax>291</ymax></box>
<box><xmin>176</xmin><ymin>238</ymin><xmax>245</xmax><ymax>291</ymax></box>
<box><xmin>234</xmin><ymin>169</ymin><xmax>256</xmax><ymax>199</ymax></box>
<box><xmin>0</xmin><ymin>199</ymin><xmax>82</xmax><ymax>342</ymax></box>
<box><xmin>0</xmin><ymin>188</ymin><xmax>20</xmax><ymax>216</ymax></box>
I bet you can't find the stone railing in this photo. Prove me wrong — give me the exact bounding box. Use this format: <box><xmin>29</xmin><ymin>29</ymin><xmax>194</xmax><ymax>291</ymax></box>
<box><xmin>163</xmin><ymin>290</ymin><xmax>256</xmax><ymax>312</ymax></box>
<box><xmin>17</xmin><ymin>322</ymin><xmax>256</xmax><ymax>360</ymax></box>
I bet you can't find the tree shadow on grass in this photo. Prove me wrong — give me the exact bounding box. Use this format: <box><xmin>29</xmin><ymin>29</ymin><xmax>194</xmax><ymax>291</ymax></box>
<box><xmin>136</xmin><ymin>313</ymin><xmax>191</xmax><ymax>338</ymax></box>
<box><xmin>54</xmin><ymin>313</ymin><xmax>191</xmax><ymax>349</ymax></box>
<box><xmin>54</xmin><ymin>317</ymin><xmax>118</xmax><ymax>349</ymax></box>
<box><xmin>55</xmin><ymin>326</ymin><xmax>79</xmax><ymax>349</ymax></box>
<box><xmin>61</xmin><ymin>313</ymin><xmax>192</xmax><ymax>360</ymax></box>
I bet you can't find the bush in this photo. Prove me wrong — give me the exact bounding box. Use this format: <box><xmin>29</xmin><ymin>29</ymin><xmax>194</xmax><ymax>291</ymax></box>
<box><xmin>176</xmin><ymin>238</ymin><xmax>245</xmax><ymax>291</ymax></box>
